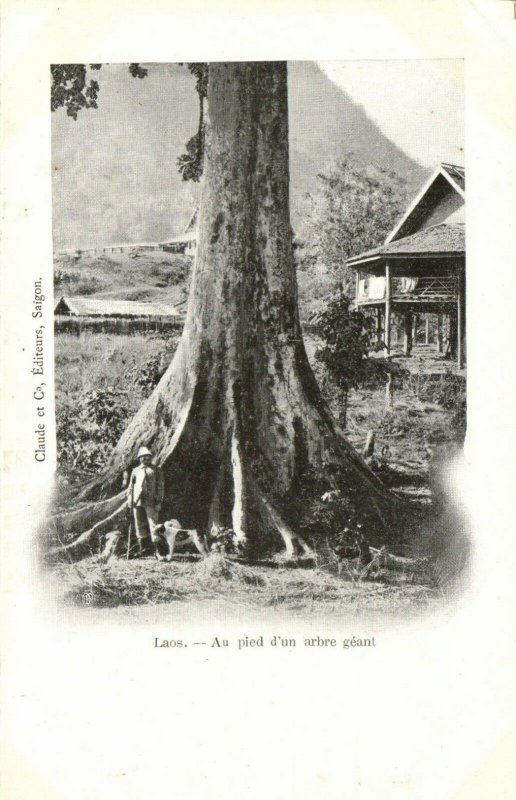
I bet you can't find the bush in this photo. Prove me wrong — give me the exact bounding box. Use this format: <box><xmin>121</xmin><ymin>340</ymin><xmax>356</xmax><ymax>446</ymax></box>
<box><xmin>298</xmin><ymin>485</ymin><xmax>371</xmax><ymax>558</ymax></box>
<box><xmin>54</xmin><ymin>270</ymin><xmax>105</xmax><ymax>295</ymax></box>
<box><xmin>126</xmin><ymin>336</ymin><xmax>180</xmax><ymax>396</ymax></box>
<box><xmin>75</xmin><ymin>276</ymin><xmax>105</xmax><ymax>295</ymax></box>
<box><xmin>54</xmin><ymin>269</ymin><xmax>80</xmax><ymax>286</ymax></box>
<box><xmin>150</xmin><ymin>261</ymin><xmax>189</xmax><ymax>286</ymax></box>
<box><xmin>56</xmin><ymin>388</ymin><xmax>131</xmax><ymax>477</ymax></box>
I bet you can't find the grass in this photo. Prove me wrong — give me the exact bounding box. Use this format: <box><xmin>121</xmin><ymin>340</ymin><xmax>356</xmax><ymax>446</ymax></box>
<box><xmin>347</xmin><ymin>389</ymin><xmax>456</xmax><ymax>469</ymax></box>
<box><xmin>51</xmin><ymin>552</ymin><xmax>442</xmax><ymax>621</ymax></box>
<box><xmin>55</xmin><ymin>331</ymin><xmax>176</xmax><ymax>401</ymax></box>
<box><xmin>54</xmin><ymin>250</ymin><xmax>192</xmax><ymax>305</ymax></box>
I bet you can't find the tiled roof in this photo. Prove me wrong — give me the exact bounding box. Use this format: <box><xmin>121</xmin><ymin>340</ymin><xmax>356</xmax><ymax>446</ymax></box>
<box><xmin>347</xmin><ymin>223</ymin><xmax>465</xmax><ymax>264</ymax></box>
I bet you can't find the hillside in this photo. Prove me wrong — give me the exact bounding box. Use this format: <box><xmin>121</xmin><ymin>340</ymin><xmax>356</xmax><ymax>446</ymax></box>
<box><xmin>52</xmin><ymin>62</ymin><xmax>427</xmax><ymax>250</ymax></box>
<box><xmin>54</xmin><ymin>250</ymin><xmax>192</xmax><ymax>310</ymax></box>
<box><xmin>54</xmin><ymin>249</ymin><xmax>330</xmax><ymax>322</ymax></box>
<box><xmin>287</xmin><ymin>62</ymin><xmax>427</xmax><ymax>233</ymax></box>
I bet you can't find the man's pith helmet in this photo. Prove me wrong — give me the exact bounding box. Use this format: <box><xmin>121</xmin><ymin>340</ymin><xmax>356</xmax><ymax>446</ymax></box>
<box><xmin>137</xmin><ymin>446</ymin><xmax>152</xmax><ymax>458</ymax></box>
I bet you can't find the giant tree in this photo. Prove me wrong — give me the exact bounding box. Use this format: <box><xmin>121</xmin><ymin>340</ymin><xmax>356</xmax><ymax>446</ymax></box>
<box><xmin>50</xmin><ymin>61</ymin><xmax>403</xmax><ymax>559</ymax></box>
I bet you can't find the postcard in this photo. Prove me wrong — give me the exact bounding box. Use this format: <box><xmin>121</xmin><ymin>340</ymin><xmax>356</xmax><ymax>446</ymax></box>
<box><xmin>1</xmin><ymin>1</ymin><xmax>515</xmax><ymax>798</ymax></box>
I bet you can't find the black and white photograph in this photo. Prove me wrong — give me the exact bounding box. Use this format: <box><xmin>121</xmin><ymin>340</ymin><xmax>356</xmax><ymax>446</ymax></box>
<box><xmin>2</xmin><ymin>3</ymin><xmax>515</xmax><ymax>798</ymax></box>
<box><xmin>46</xmin><ymin>59</ymin><xmax>467</xmax><ymax>619</ymax></box>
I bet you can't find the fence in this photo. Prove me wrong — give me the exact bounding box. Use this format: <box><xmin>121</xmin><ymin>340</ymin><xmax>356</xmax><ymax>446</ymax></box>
<box><xmin>54</xmin><ymin>316</ymin><xmax>184</xmax><ymax>336</ymax></box>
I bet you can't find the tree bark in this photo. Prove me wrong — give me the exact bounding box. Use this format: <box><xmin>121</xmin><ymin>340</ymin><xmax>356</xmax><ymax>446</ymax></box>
<box><xmin>51</xmin><ymin>62</ymin><xmax>403</xmax><ymax>558</ymax></box>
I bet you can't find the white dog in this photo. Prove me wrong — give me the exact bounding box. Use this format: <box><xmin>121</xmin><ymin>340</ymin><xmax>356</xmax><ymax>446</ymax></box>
<box><xmin>153</xmin><ymin>519</ymin><xmax>209</xmax><ymax>562</ymax></box>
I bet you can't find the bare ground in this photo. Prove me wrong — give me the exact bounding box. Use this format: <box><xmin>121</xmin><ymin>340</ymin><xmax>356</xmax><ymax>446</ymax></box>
<box><xmin>47</xmin><ymin>549</ymin><xmax>451</xmax><ymax>627</ymax></box>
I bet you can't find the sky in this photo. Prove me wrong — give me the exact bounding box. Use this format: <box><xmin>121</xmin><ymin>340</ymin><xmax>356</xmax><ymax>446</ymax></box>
<box><xmin>318</xmin><ymin>59</ymin><xmax>464</xmax><ymax>168</ymax></box>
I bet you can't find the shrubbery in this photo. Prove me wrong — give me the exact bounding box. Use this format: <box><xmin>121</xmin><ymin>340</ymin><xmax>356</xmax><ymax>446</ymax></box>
<box><xmin>54</xmin><ymin>269</ymin><xmax>106</xmax><ymax>295</ymax></box>
<box><xmin>297</xmin><ymin>487</ymin><xmax>372</xmax><ymax>571</ymax></box>
<box><xmin>150</xmin><ymin>261</ymin><xmax>189</xmax><ymax>286</ymax></box>
<box><xmin>57</xmin><ymin>389</ymin><xmax>130</xmax><ymax>476</ymax></box>
<box><xmin>56</xmin><ymin>334</ymin><xmax>180</xmax><ymax>482</ymax></box>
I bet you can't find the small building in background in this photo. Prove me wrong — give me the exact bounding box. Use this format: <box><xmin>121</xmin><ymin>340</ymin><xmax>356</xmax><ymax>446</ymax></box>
<box><xmin>161</xmin><ymin>208</ymin><xmax>198</xmax><ymax>256</ymax></box>
<box><xmin>347</xmin><ymin>163</ymin><xmax>465</xmax><ymax>369</ymax></box>
<box><xmin>54</xmin><ymin>296</ymin><xmax>185</xmax><ymax>334</ymax></box>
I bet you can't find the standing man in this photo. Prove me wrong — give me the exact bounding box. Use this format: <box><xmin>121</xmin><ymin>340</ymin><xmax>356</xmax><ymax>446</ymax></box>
<box><xmin>127</xmin><ymin>446</ymin><xmax>164</xmax><ymax>556</ymax></box>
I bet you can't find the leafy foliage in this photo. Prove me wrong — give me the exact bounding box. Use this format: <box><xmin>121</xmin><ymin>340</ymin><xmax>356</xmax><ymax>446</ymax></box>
<box><xmin>183</xmin><ymin>62</ymin><xmax>209</xmax><ymax>100</ymax></box>
<box><xmin>51</xmin><ymin>63</ymin><xmax>148</xmax><ymax>119</ymax></box>
<box><xmin>177</xmin><ymin>131</ymin><xmax>205</xmax><ymax>182</ymax></box>
<box><xmin>298</xmin><ymin>489</ymin><xmax>370</xmax><ymax>568</ymax></box>
<box><xmin>50</xmin><ymin>64</ymin><xmax>102</xmax><ymax>119</ymax></box>
<box><xmin>51</xmin><ymin>60</ymin><xmax>208</xmax><ymax>186</ymax></box>
<box><xmin>314</xmin><ymin>294</ymin><xmax>375</xmax><ymax>396</ymax></box>
<box><xmin>57</xmin><ymin>389</ymin><xmax>130</xmax><ymax>475</ymax></box>
<box><xmin>128</xmin><ymin>63</ymin><xmax>149</xmax><ymax>79</ymax></box>
<box><xmin>209</xmin><ymin>527</ymin><xmax>238</xmax><ymax>555</ymax></box>
<box><xmin>126</xmin><ymin>351</ymin><xmax>169</xmax><ymax>395</ymax></box>
<box><xmin>56</xmin><ymin>337</ymin><xmax>180</xmax><ymax>481</ymax></box>
<box><xmin>302</xmin><ymin>157</ymin><xmax>408</xmax><ymax>293</ymax></box>
<box><xmin>408</xmin><ymin>372</ymin><xmax>467</xmax><ymax>433</ymax></box>
<box><xmin>177</xmin><ymin>63</ymin><xmax>209</xmax><ymax>182</ymax></box>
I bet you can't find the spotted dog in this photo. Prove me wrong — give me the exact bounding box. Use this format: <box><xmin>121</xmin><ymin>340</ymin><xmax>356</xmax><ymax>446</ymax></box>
<box><xmin>153</xmin><ymin>519</ymin><xmax>209</xmax><ymax>561</ymax></box>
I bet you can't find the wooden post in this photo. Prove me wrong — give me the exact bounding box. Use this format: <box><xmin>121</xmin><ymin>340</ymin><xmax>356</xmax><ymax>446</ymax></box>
<box><xmin>403</xmin><ymin>311</ymin><xmax>413</xmax><ymax>356</ymax></box>
<box><xmin>384</xmin><ymin>262</ymin><xmax>392</xmax><ymax>354</ymax></box>
<box><xmin>457</xmin><ymin>301</ymin><xmax>462</xmax><ymax>368</ymax></box>
<box><xmin>457</xmin><ymin>268</ymin><xmax>465</xmax><ymax>368</ymax></box>
<box><xmin>355</xmin><ymin>270</ymin><xmax>360</xmax><ymax>308</ymax></box>
<box><xmin>412</xmin><ymin>313</ymin><xmax>417</xmax><ymax>345</ymax></box>
<box><xmin>425</xmin><ymin>316</ymin><xmax>430</xmax><ymax>345</ymax></box>
<box><xmin>362</xmin><ymin>430</ymin><xmax>375</xmax><ymax>460</ymax></box>
<box><xmin>449</xmin><ymin>310</ymin><xmax>458</xmax><ymax>359</ymax></box>
<box><xmin>376</xmin><ymin>307</ymin><xmax>382</xmax><ymax>346</ymax></box>
<box><xmin>385</xmin><ymin>373</ymin><xmax>394</xmax><ymax>410</ymax></box>
<box><xmin>436</xmin><ymin>314</ymin><xmax>443</xmax><ymax>353</ymax></box>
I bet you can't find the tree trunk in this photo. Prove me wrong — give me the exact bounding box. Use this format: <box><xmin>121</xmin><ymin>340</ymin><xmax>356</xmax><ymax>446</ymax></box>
<box><xmin>51</xmin><ymin>62</ymin><xmax>402</xmax><ymax>558</ymax></box>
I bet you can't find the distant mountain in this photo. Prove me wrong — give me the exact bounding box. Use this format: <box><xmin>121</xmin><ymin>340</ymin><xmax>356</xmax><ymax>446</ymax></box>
<box><xmin>52</xmin><ymin>62</ymin><xmax>428</xmax><ymax>250</ymax></box>
<box><xmin>287</xmin><ymin>62</ymin><xmax>428</xmax><ymax>233</ymax></box>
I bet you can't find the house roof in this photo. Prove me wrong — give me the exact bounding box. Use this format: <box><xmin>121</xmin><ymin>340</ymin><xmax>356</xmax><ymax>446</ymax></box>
<box><xmin>163</xmin><ymin>207</ymin><xmax>199</xmax><ymax>245</ymax></box>
<box><xmin>385</xmin><ymin>162</ymin><xmax>465</xmax><ymax>244</ymax></box>
<box><xmin>184</xmin><ymin>207</ymin><xmax>198</xmax><ymax>233</ymax></box>
<box><xmin>441</xmin><ymin>163</ymin><xmax>465</xmax><ymax>192</ymax></box>
<box><xmin>347</xmin><ymin>223</ymin><xmax>465</xmax><ymax>266</ymax></box>
<box><xmin>54</xmin><ymin>296</ymin><xmax>182</xmax><ymax>318</ymax></box>
<box><xmin>160</xmin><ymin>230</ymin><xmax>197</xmax><ymax>245</ymax></box>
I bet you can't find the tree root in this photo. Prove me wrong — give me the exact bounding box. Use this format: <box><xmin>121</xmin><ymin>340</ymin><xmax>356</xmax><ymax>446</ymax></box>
<box><xmin>258</xmin><ymin>492</ymin><xmax>313</xmax><ymax>559</ymax></box>
<box><xmin>45</xmin><ymin>501</ymin><xmax>129</xmax><ymax>561</ymax></box>
<box><xmin>44</xmin><ymin>492</ymin><xmax>126</xmax><ymax>539</ymax></box>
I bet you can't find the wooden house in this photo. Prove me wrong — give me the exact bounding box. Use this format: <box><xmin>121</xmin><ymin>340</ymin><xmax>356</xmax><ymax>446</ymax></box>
<box><xmin>347</xmin><ymin>163</ymin><xmax>465</xmax><ymax>368</ymax></box>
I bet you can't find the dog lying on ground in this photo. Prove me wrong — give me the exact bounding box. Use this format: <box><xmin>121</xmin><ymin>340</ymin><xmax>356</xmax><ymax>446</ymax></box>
<box><xmin>153</xmin><ymin>519</ymin><xmax>209</xmax><ymax>562</ymax></box>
